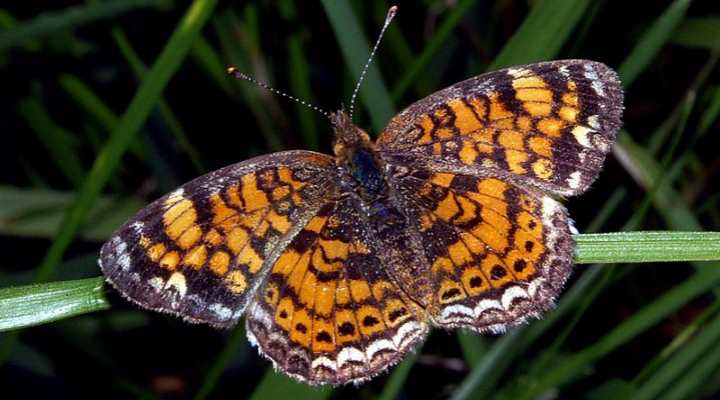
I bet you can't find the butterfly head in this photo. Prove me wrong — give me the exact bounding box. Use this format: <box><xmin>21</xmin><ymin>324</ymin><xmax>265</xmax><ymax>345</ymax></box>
<box><xmin>331</xmin><ymin>110</ymin><xmax>373</xmax><ymax>162</ymax></box>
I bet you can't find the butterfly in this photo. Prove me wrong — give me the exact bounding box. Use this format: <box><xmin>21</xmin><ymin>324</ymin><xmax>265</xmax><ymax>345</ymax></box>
<box><xmin>99</xmin><ymin>58</ymin><xmax>623</xmax><ymax>385</ymax></box>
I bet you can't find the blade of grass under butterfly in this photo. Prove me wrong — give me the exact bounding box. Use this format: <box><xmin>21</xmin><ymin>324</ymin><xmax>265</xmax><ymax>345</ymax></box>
<box><xmin>377</xmin><ymin>346</ymin><xmax>423</xmax><ymax>400</ymax></box>
<box><xmin>1</xmin><ymin>232</ymin><xmax>709</xmax><ymax>332</ymax></box>
<box><xmin>193</xmin><ymin>326</ymin><xmax>247</xmax><ymax>400</ymax></box>
<box><xmin>574</xmin><ymin>232</ymin><xmax>720</xmax><ymax>264</ymax></box>
<box><xmin>391</xmin><ymin>0</ymin><xmax>476</xmax><ymax>101</ymax></box>
<box><xmin>0</xmin><ymin>0</ymin><xmax>218</xmax><ymax>364</ymax></box>
<box><xmin>0</xmin><ymin>0</ymin><xmax>168</xmax><ymax>51</ymax></box>
<box><xmin>320</xmin><ymin>0</ymin><xmax>394</xmax><ymax>132</ymax></box>
<box><xmin>490</xmin><ymin>0</ymin><xmax>591</xmax><ymax>70</ymax></box>
<box><xmin>249</xmin><ymin>369</ymin><xmax>332</xmax><ymax>400</ymax></box>
<box><xmin>0</xmin><ymin>277</ymin><xmax>108</xmax><ymax>331</ymax></box>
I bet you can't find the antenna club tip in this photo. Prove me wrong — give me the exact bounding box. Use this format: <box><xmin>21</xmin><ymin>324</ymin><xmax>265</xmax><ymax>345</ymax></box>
<box><xmin>226</xmin><ymin>66</ymin><xmax>238</xmax><ymax>76</ymax></box>
<box><xmin>386</xmin><ymin>5</ymin><xmax>398</xmax><ymax>20</ymax></box>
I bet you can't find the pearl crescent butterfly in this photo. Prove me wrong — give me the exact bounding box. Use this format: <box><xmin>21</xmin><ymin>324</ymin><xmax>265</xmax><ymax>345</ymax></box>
<box><xmin>99</xmin><ymin>59</ymin><xmax>623</xmax><ymax>385</ymax></box>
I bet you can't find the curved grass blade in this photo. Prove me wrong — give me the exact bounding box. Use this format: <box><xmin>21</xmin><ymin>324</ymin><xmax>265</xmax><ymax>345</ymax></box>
<box><xmin>58</xmin><ymin>73</ymin><xmax>146</xmax><ymax>159</ymax></box>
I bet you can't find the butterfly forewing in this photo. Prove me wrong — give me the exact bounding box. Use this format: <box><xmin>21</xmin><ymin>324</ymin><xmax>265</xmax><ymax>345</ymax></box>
<box><xmin>377</xmin><ymin>60</ymin><xmax>623</xmax><ymax>196</ymax></box>
<box><xmin>99</xmin><ymin>151</ymin><xmax>336</xmax><ymax>327</ymax></box>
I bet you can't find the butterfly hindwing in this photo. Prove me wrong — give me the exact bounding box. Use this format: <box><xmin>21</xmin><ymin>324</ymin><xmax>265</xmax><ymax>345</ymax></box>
<box><xmin>377</xmin><ymin>59</ymin><xmax>623</xmax><ymax>196</ymax></box>
<box><xmin>388</xmin><ymin>167</ymin><xmax>574</xmax><ymax>332</ymax></box>
<box><xmin>245</xmin><ymin>197</ymin><xmax>429</xmax><ymax>384</ymax></box>
<box><xmin>99</xmin><ymin>151</ymin><xmax>336</xmax><ymax>327</ymax></box>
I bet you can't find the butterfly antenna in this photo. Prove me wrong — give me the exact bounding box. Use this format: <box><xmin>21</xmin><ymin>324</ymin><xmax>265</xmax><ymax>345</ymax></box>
<box><xmin>226</xmin><ymin>67</ymin><xmax>331</xmax><ymax>119</ymax></box>
<box><xmin>348</xmin><ymin>5</ymin><xmax>398</xmax><ymax>120</ymax></box>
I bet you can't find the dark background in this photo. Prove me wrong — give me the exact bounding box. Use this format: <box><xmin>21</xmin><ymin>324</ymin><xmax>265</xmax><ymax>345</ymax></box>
<box><xmin>1</xmin><ymin>0</ymin><xmax>719</xmax><ymax>399</ymax></box>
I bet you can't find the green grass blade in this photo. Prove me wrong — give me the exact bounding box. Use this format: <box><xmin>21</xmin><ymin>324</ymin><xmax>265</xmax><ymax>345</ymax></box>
<box><xmin>214</xmin><ymin>9</ymin><xmax>283</xmax><ymax>151</ymax></box>
<box><xmin>377</xmin><ymin>349</ymin><xmax>422</xmax><ymax>400</ymax></box>
<box><xmin>111</xmin><ymin>27</ymin><xmax>205</xmax><ymax>172</ymax></box>
<box><xmin>391</xmin><ymin>0</ymin><xmax>476</xmax><ymax>101</ymax></box>
<box><xmin>0</xmin><ymin>277</ymin><xmax>108</xmax><ymax>331</ymax></box>
<box><xmin>659</xmin><ymin>337</ymin><xmax>720</xmax><ymax>400</ymax></box>
<box><xmin>490</xmin><ymin>0</ymin><xmax>591</xmax><ymax>69</ymax></box>
<box><xmin>193</xmin><ymin>326</ymin><xmax>247</xmax><ymax>400</ymax></box>
<box><xmin>0</xmin><ymin>185</ymin><xmax>142</xmax><ymax>241</ymax></box>
<box><xmin>320</xmin><ymin>0</ymin><xmax>394</xmax><ymax>131</ymax></box>
<box><xmin>633</xmin><ymin>307</ymin><xmax>720</xmax><ymax>400</ymax></box>
<box><xmin>617</xmin><ymin>0</ymin><xmax>691</xmax><ymax>85</ymax></box>
<box><xmin>574</xmin><ymin>232</ymin><xmax>720</xmax><ymax>264</ymax></box>
<box><xmin>287</xmin><ymin>34</ymin><xmax>321</xmax><ymax>150</ymax></box>
<box><xmin>17</xmin><ymin>97</ymin><xmax>85</xmax><ymax>188</ymax></box>
<box><xmin>190</xmin><ymin>36</ymin><xmax>235</xmax><ymax>96</ymax></box>
<box><xmin>450</xmin><ymin>329</ymin><xmax>523</xmax><ymax>400</ymax></box>
<box><xmin>456</xmin><ymin>330</ymin><xmax>487</xmax><ymax>367</ymax></box>
<box><xmin>58</xmin><ymin>73</ymin><xmax>146</xmax><ymax>159</ymax></box>
<box><xmin>671</xmin><ymin>17</ymin><xmax>720</xmax><ymax>50</ymax></box>
<box><xmin>0</xmin><ymin>0</ymin><xmax>168</xmax><ymax>51</ymax></box>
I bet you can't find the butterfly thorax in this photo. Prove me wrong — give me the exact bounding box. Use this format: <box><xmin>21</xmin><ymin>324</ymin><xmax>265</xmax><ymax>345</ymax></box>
<box><xmin>331</xmin><ymin>111</ymin><xmax>387</xmax><ymax>202</ymax></box>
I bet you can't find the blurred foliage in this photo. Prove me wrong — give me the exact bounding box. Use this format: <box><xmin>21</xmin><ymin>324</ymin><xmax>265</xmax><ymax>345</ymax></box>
<box><xmin>1</xmin><ymin>0</ymin><xmax>720</xmax><ymax>398</ymax></box>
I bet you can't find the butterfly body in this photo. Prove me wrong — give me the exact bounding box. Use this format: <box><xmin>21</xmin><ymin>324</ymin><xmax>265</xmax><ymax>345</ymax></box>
<box><xmin>100</xmin><ymin>59</ymin><xmax>623</xmax><ymax>385</ymax></box>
